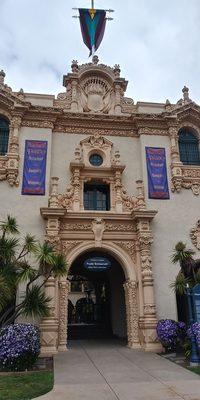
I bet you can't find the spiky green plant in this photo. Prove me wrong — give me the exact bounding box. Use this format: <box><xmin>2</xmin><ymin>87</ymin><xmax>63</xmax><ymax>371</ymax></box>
<box><xmin>170</xmin><ymin>272</ymin><xmax>190</xmax><ymax>295</ymax></box>
<box><xmin>171</xmin><ymin>242</ymin><xmax>196</xmax><ymax>278</ymax></box>
<box><xmin>0</xmin><ymin>215</ymin><xmax>68</xmax><ymax>327</ymax></box>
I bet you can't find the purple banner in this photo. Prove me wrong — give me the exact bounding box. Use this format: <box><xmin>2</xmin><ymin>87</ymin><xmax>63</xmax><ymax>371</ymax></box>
<box><xmin>146</xmin><ymin>147</ymin><xmax>169</xmax><ymax>199</ymax></box>
<box><xmin>22</xmin><ymin>140</ymin><xmax>47</xmax><ymax>195</ymax></box>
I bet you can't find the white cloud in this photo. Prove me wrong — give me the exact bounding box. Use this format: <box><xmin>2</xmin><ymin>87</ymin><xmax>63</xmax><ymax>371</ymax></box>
<box><xmin>0</xmin><ymin>0</ymin><xmax>200</xmax><ymax>103</ymax></box>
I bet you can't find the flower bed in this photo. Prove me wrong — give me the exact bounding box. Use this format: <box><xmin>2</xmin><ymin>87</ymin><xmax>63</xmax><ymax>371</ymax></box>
<box><xmin>0</xmin><ymin>324</ymin><xmax>40</xmax><ymax>372</ymax></box>
<box><xmin>157</xmin><ymin>319</ymin><xmax>186</xmax><ymax>352</ymax></box>
<box><xmin>187</xmin><ymin>322</ymin><xmax>200</xmax><ymax>348</ymax></box>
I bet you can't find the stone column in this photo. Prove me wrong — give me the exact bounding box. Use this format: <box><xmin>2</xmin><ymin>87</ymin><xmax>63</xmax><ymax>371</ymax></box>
<box><xmin>40</xmin><ymin>276</ymin><xmax>59</xmax><ymax>356</ymax></box>
<box><xmin>169</xmin><ymin>125</ymin><xmax>183</xmax><ymax>193</ymax></box>
<box><xmin>114</xmin><ymin>170</ymin><xmax>123</xmax><ymax>213</ymax></box>
<box><xmin>45</xmin><ymin>217</ymin><xmax>61</xmax><ymax>251</ymax></box>
<box><xmin>114</xmin><ymin>83</ymin><xmax>122</xmax><ymax>114</ymax></box>
<box><xmin>72</xmin><ymin>168</ymin><xmax>81</xmax><ymax>211</ymax></box>
<box><xmin>7</xmin><ymin>116</ymin><xmax>21</xmax><ymax>186</ymax></box>
<box><xmin>136</xmin><ymin>180</ymin><xmax>146</xmax><ymax>210</ymax></box>
<box><xmin>71</xmin><ymin>79</ymin><xmax>78</xmax><ymax>111</ymax></box>
<box><xmin>123</xmin><ymin>280</ymin><xmax>140</xmax><ymax>348</ymax></box>
<box><xmin>137</xmin><ymin>220</ymin><xmax>162</xmax><ymax>352</ymax></box>
<box><xmin>49</xmin><ymin>177</ymin><xmax>59</xmax><ymax>208</ymax></box>
<box><xmin>58</xmin><ymin>280</ymin><xmax>70</xmax><ymax>351</ymax></box>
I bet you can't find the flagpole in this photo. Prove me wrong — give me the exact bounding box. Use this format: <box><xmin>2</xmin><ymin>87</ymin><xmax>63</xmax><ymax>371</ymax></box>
<box><xmin>91</xmin><ymin>0</ymin><xmax>94</xmax><ymax>9</ymax></box>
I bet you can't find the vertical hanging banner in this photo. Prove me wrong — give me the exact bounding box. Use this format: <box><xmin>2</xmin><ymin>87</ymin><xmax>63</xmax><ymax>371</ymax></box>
<box><xmin>79</xmin><ymin>8</ymin><xmax>106</xmax><ymax>56</ymax></box>
<box><xmin>22</xmin><ymin>140</ymin><xmax>48</xmax><ymax>195</ymax></box>
<box><xmin>146</xmin><ymin>147</ymin><xmax>170</xmax><ymax>199</ymax></box>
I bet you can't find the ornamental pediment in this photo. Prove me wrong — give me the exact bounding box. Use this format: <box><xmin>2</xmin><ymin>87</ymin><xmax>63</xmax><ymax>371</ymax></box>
<box><xmin>56</xmin><ymin>56</ymin><xmax>133</xmax><ymax>115</ymax></box>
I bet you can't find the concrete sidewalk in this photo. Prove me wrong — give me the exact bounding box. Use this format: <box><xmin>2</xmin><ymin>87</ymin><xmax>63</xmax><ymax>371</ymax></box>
<box><xmin>36</xmin><ymin>340</ymin><xmax>200</xmax><ymax>400</ymax></box>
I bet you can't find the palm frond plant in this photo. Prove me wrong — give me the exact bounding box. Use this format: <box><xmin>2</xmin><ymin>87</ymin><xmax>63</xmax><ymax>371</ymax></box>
<box><xmin>171</xmin><ymin>242</ymin><xmax>196</xmax><ymax>279</ymax></box>
<box><xmin>0</xmin><ymin>215</ymin><xmax>68</xmax><ymax>327</ymax></box>
<box><xmin>169</xmin><ymin>271</ymin><xmax>191</xmax><ymax>296</ymax></box>
<box><xmin>170</xmin><ymin>242</ymin><xmax>200</xmax><ymax>294</ymax></box>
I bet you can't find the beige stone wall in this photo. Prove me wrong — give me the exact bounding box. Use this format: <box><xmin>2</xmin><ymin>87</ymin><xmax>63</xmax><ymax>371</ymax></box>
<box><xmin>51</xmin><ymin>132</ymin><xmax>142</xmax><ymax>195</ymax></box>
<box><xmin>1</xmin><ymin>124</ymin><xmax>200</xmax><ymax>325</ymax></box>
<box><xmin>0</xmin><ymin>127</ymin><xmax>52</xmax><ymax>240</ymax></box>
<box><xmin>51</xmin><ymin>130</ymin><xmax>200</xmax><ymax>322</ymax></box>
<box><xmin>140</xmin><ymin>134</ymin><xmax>200</xmax><ymax>320</ymax></box>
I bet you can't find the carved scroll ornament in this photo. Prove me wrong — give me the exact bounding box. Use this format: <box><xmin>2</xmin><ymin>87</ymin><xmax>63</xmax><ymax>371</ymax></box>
<box><xmin>190</xmin><ymin>220</ymin><xmax>200</xmax><ymax>250</ymax></box>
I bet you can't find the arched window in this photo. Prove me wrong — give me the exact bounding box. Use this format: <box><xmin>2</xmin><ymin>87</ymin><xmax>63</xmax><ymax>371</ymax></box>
<box><xmin>178</xmin><ymin>128</ymin><xmax>200</xmax><ymax>165</ymax></box>
<box><xmin>0</xmin><ymin>117</ymin><xmax>9</xmax><ymax>156</ymax></box>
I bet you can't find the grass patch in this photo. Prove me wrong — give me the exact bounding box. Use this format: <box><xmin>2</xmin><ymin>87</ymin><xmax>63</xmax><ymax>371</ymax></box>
<box><xmin>0</xmin><ymin>371</ymin><xmax>53</xmax><ymax>400</ymax></box>
<box><xmin>187</xmin><ymin>366</ymin><xmax>200</xmax><ymax>375</ymax></box>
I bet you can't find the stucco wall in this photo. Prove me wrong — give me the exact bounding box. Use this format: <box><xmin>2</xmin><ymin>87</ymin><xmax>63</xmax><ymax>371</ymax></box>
<box><xmin>51</xmin><ymin>132</ymin><xmax>142</xmax><ymax>195</ymax></box>
<box><xmin>0</xmin><ymin>127</ymin><xmax>52</xmax><ymax>240</ymax></box>
<box><xmin>1</xmin><ymin>125</ymin><xmax>200</xmax><ymax>323</ymax></box>
<box><xmin>140</xmin><ymin>134</ymin><xmax>200</xmax><ymax>320</ymax></box>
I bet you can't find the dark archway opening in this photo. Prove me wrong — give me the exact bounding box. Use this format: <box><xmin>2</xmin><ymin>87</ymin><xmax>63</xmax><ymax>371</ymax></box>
<box><xmin>67</xmin><ymin>250</ymin><xmax>126</xmax><ymax>340</ymax></box>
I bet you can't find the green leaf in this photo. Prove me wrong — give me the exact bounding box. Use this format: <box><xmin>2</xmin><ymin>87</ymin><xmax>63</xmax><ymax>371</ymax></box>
<box><xmin>23</xmin><ymin>234</ymin><xmax>38</xmax><ymax>253</ymax></box>
<box><xmin>22</xmin><ymin>285</ymin><xmax>51</xmax><ymax>318</ymax></box>
<box><xmin>0</xmin><ymin>237</ymin><xmax>19</xmax><ymax>264</ymax></box>
<box><xmin>169</xmin><ymin>272</ymin><xmax>191</xmax><ymax>295</ymax></box>
<box><xmin>0</xmin><ymin>215</ymin><xmax>19</xmax><ymax>236</ymax></box>
<box><xmin>36</xmin><ymin>242</ymin><xmax>55</xmax><ymax>272</ymax></box>
<box><xmin>0</xmin><ymin>275</ymin><xmax>13</xmax><ymax>312</ymax></box>
<box><xmin>16</xmin><ymin>264</ymin><xmax>38</xmax><ymax>283</ymax></box>
<box><xmin>51</xmin><ymin>253</ymin><xmax>68</xmax><ymax>277</ymax></box>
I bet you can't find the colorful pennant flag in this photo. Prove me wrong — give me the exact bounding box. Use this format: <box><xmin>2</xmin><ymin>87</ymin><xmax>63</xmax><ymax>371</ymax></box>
<box><xmin>79</xmin><ymin>8</ymin><xmax>106</xmax><ymax>56</ymax></box>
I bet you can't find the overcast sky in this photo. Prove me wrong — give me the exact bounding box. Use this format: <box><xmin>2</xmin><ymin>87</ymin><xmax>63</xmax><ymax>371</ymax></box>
<box><xmin>0</xmin><ymin>0</ymin><xmax>199</xmax><ymax>104</ymax></box>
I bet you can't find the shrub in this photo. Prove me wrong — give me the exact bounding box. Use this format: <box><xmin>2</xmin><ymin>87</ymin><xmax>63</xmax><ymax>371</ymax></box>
<box><xmin>156</xmin><ymin>319</ymin><xmax>186</xmax><ymax>352</ymax></box>
<box><xmin>0</xmin><ymin>324</ymin><xmax>40</xmax><ymax>371</ymax></box>
<box><xmin>187</xmin><ymin>322</ymin><xmax>200</xmax><ymax>348</ymax></box>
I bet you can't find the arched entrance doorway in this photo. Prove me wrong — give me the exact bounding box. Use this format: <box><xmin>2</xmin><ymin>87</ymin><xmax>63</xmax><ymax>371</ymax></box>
<box><xmin>67</xmin><ymin>250</ymin><xmax>126</xmax><ymax>341</ymax></box>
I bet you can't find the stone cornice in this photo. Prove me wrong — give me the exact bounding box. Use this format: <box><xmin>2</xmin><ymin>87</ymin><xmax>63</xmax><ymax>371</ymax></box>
<box><xmin>40</xmin><ymin>208</ymin><xmax>67</xmax><ymax>218</ymax></box>
<box><xmin>132</xmin><ymin>210</ymin><xmax>158</xmax><ymax>221</ymax></box>
<box><xmin>1</xmin><ymin>84</ymin><xmax>200</xmax><ymax>138</ymax></box>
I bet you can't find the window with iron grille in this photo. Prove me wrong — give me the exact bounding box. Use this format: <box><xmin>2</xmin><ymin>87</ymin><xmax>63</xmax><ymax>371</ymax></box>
<box><xmin>178</xmin><ymin>128</ymin><xmax>200</xmax><ymax>166</ymax></box>
<box><xmin>84</xmin><ymin>183</ymin><xmax>110</xmax><ymax>211</ymax></box>
<box><xmin>0</xmin><ymin>117</ymin><xmax>9</xmax><ymax>156</ymax></box>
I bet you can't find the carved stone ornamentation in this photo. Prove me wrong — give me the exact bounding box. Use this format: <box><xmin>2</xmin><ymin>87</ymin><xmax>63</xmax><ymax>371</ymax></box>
<box><xmin>61</xmin><ymin>59</ymin><xmax>129</xmax><ymax>115</ymax></box>
<box><xmin>54</xmin><ymin>133</ymin><xmax>144</xmax><ymax>213</ymax></box>
<box><xmin>115</xmin><ymin>241</ymin><xmax>136</xmax><ymax>262</ymax></box>
<box><xmin>60</xmin><ymin>222</ymin><xmax>92</xmax><ymax>231</ymax></box>
<box><xmin>105</xmin><ymin>223</ymin><xmax>135</xmax><ymax>232</ymax></box>
<box><xmin>190</xmin><ymin>220</ymin><xmax>200</xmax><ymax>250</ymax></box>
<box><xmin>123</xmin><ymin>280</ymin><xmax>140</xmax><ymax>348</ymax></box>
<box><xmin>62</xmin><ymin>240</ymin><xmax>83</xmax><ymax>254</ymax></box>
<box><xmin>58</xmin><ymin>281</ymin><xmax>70</xmax><ymax>351</ymax></box>
<box><xmin>169</xmin><ymin>124</ymin><xmax>200</xmax><ymax>195</ymax></box>
<box><xmin>0</xmin><ymin>114</ymin><xmax>22</xmax><ymax>186</ymax></box>
<box><xmin>40</xmin><ymin>277</ymin><xmax>58</xmax><ymax>355</ymax></box>
<box><xmin>92</xmin><ymin>218</ymin><xmax>105</xmax><ymax>247</ymax></box>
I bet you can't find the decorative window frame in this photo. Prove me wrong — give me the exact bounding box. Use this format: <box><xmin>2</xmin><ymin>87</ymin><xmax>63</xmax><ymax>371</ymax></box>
<box><xmin>0</xmin><ymin>111</ymin><xmax>21</xmax><ymax>186</ymax></box>
<box><xmin>170</xmin><ymin>123</ymin><xmax>200</xmax><ymax>195</ymax></box>
<box><xmin>48</xmin><ymin>133</ymin><xmax>146</xmax><ymax>213</ymax></box>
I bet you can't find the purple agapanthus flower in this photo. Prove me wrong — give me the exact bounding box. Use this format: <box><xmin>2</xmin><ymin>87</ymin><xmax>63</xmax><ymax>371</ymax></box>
<box><xmin>0</xmin><ymin>324</ymin><xmax>40</xmax><ymax>371</ymax></box>
<box><xmin>157</xmin><ymin>319</ymin><xmax>186</xmax><ymax>351</ymax></box>
<box><xmin>187</xmin><ymin>322</ymin><xmax>200</xmax><ymax>348</ymax></box>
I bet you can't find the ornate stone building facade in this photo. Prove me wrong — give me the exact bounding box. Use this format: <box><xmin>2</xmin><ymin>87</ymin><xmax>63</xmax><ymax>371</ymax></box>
<box><xmin>1</xmin><ymin>57</ymin><xmax>200</xmax><ymax>355</ymax></box>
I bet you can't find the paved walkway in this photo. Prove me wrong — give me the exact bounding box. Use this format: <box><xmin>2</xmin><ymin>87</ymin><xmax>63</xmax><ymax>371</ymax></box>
<box><xmin>37</xmin><ymin>340</ymin><xmax>200</xmax><ymax>400</ymax></box>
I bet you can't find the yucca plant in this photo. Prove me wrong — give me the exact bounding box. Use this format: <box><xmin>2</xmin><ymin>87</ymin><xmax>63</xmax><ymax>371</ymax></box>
<box><xmin>170</xmin><ymin>272</ymin><xmax>190</xmax><ymax>296</ymax></box>
<box><xmin>170</xmin><ymin>241</ymin><xmax>200</xmax><ymax>295</ymax></box>
<box><xmin>0</xmin><ymin>215</ymin><xmax>68</xmax><ymax>327</ymax></box>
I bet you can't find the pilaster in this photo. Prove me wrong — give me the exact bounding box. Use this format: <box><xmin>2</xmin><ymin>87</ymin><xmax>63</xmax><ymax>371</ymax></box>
<box><xmin>40</xmin><ymin>277</ymin><xmax>59</xmax><ymax>356</ymax></box>
<box><xmin>123</xmin><ymin>280</ymin><xmax>140</xmax><ymax>348</ymax></box>
<box><xmin>133</xmin><ymin>210</ymin><xmax>162</xmax><ymax>352</ymax></box>
<box><xmin>58</xmin><ymin>280</ymin><xmax>70</xmax><ymax>351</ymax></box>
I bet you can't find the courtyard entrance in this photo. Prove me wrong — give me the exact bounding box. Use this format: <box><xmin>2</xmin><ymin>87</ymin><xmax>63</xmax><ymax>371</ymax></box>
<box><xmin>67</xmin><ymin>251</ymin><xmax>127</xmax><ymax>341</ymax></box>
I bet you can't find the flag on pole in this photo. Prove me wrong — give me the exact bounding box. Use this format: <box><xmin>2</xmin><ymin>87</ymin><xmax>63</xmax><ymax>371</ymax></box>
<box><xmin>79</xmin><ymin>8</ymin><xmax>106</xmax><ymax>56</ymax></box>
